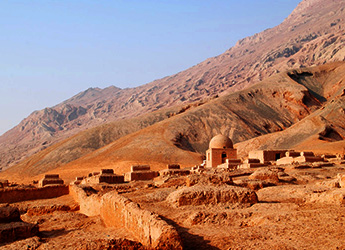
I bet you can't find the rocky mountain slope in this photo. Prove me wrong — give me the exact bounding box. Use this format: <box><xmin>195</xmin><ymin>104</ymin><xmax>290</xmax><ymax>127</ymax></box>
<box><xmin>1</xmin><ymin>0</ymin><xmax>345</xmax><ymax>170</ymax></box>
<box><xmin>2</xmin><ymin>62</ymin><xmax>345</xmax><ymax>182</ymax></box>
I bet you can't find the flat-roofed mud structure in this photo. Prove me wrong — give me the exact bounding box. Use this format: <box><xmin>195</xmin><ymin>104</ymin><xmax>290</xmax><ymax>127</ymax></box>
<box><xmin>124</xmin><ymin>165</ymin><xmax>159</xmax><ymax>182</ymax></box>
<box><xmin>81</xmin><ymin>169</ymin><xmax>124</xmax><ymax>184</ymax></box>
<box><xmin>38</xmin><ymin>174</ymin><xmax>64</xmax><ymax>187</ymax></box>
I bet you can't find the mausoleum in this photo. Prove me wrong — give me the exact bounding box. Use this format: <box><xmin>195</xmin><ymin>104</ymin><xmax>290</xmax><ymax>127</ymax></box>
<box><xmin>206</xmin><ymin>134</ymin><xmax>237</xmax><ymax>168</ymax></box>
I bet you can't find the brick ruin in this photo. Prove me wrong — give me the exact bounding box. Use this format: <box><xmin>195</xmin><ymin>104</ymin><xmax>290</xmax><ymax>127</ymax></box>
<box><xmin>81</xmin><ymin>169</ymin><xmax>124</xmax><ymax>185</ymax></box>
<box><xmin>0</xmin><ymin>185</ymin><xmax>69</xmax><ymax>203</ymax></box>
<box><xmin>101</xmin><ymin>191</ymin><xmax>183</xmax><ymax>249</ymax></box>
<box><xmin>38</xmin><ymin>174</ymin><xmax>64</xmax><ymax>187</ymax></box>
<box><xmin>159</xmin><ymin>164</ymin><xmax>190</xmax><ymax>177</ymax></box>
<box><xmin>69</xmin><ymin>184</ymin><xmax>183</xmax><ymax>249</ymax></box>
<box><xmin>277</xmin><ymin>151</ymin><xmax>326</xmax><ymax>165</ymax></box>
<box><xmin>249</xmin><ymin>150</ymin><xmax>288</xmax><ymax>164</ymax></box>
<box><xmin>124</xmin><ymin>165</ymin><xmax>159</xmax><ymax>182</ymax></box>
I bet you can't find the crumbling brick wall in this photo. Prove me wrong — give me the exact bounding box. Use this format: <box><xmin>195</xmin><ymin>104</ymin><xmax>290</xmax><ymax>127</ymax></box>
<box><xmin>68</xmin><ymin>185</ymin><xmax>101</xmax><ymax>216</ymax></box>
<box><xmin>0</xmin><ymin>185</ymin><xmax>69</xmax><ymax>203</ymax></box>
<box><xmin>100</xmin><ymin>191</ymin><xmax>183</xmax><ymax>249</ymax></box>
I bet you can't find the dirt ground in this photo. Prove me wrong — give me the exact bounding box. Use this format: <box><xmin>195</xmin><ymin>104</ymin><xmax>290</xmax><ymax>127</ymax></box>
<box><xmin>2</xmin><ymin>164</ymin><xmax>345</xmax><ymax>249</ymax></box>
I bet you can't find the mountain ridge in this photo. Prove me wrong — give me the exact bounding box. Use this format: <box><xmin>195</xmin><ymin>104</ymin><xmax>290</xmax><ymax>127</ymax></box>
<box><xmin>2</xmin><ymin>61</ymin><xmax>345</xmax><ymax>183</ymax></box>
<box><xmin>1</xmin><ymin>0</ymin><xmax>345</xmax><ymax>170</ymax></box>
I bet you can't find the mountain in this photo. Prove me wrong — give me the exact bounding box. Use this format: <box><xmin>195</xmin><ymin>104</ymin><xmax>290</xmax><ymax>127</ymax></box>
<box><xmin>2</xmin><ymin>61</ymin><xmax>345</xmax><ymax>183</ymax></box>
<box><xmin>1</xmin><ymin>0</ymin><xmax>345</xmax><ymax>170</ymax></box>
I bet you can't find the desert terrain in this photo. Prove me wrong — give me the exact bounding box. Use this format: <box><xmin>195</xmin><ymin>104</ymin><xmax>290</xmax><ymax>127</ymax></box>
<box><xmin>1</xmin><ymin>0</ymin><xmax>345</xmax><ymax>249</ymax></box>
<box><xmin>2</xmin><ymin>159</ymin><xmax>345</xmax><ymax>249</ymax></box>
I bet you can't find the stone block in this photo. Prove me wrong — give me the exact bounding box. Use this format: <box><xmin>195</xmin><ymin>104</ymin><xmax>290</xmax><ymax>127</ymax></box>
<box><xmin>44</xmin><ymin>174</ymin><xmax>60</xmax><ymax>179</ymax></box>
<box><xmin>98</xmin><ymin>174</ymin><xmax>124</xmax><ymax>184</ymax></box>
<box><xmin>39</xmin><ymin>174</ymin><xmax>64</xmax><ymax>187</ymax></box>
<box><xmin>125</xmin><ymin>171</ymin><xmax>158</xmax><ymax>182</ymax></box>
<box><xmin>101</xmin><ymin>169</ymin><xmax>114</xmax><ymax>174</ymax></box>
<box><xmin>167</xmin><ymin>164</ymin><xmax>180</xmax><ymax>170</ymax></box>
<box><xmin>39</xmin><ymin>178</ymin><xmax>64</xmax><ymax>187</ymax></box>
<box><xmin>131</xmin><ymin>165</ymin><xmax>151</xmax><ymax>172</ymax></box>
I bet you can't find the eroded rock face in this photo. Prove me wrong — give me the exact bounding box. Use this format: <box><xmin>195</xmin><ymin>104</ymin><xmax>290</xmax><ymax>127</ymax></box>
<box><xmin>166</xmin><ymin>184</ymin><xmax>258</xmax><ymax>207</ymax></box>
<box><xmin>0</xmin><ymin>221</ymin><xmax>38</xmax><ymax>244</ymax></box>
<box><xmin>249</xmin><ymin>168</ymin><xmax>281</xmax><ymax>183</ymax></box>
<box><xmin>0</xmin><ymin>204</ymin><xmax>38</xmax><ymax>244</ymax></box>
<box><xmin>186</xmin><ymin>172</ymin><xmax>233</xmax><ymax>187</ymax></box>
<box><xmin>0</xmin><ymin>204</ymin><xmax>20</xmax><ymax>223</ymax></box>
<box><xmin>233</xmin><ymin>179</ymin><xmax>276</xmax><ymax>191</ymax></box>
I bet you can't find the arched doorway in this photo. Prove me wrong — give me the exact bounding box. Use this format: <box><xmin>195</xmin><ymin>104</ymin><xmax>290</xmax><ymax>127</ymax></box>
<box><xmin>222</xmin><ymin>152</ymin><xmax>227</xmax><ymax>163</ymax></box>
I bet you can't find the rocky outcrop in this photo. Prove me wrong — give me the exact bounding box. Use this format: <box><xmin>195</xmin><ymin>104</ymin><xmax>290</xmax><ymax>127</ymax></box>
<box><xmin>167</xmin><ymin>184</ymin><xmax>258</xmax><ymax>207</ymax></box>
<box><xmin>186</xmin><ymin>172</ymin><xmax>233</xmax><ymax>187</ymax></box>
<box><xmin>248</xmin><ymin>168</ymin><xmax>281</xmax><ymax>183</ymax></box>
<box><xmin>0</xmin><ymin>204</ymin><xmax>38</xmax><ymax>243</ymax></box>
<box><xmin>0</xmin><ymin>204</ymin><xmax>20</xmax><ymax>223</ymax></box>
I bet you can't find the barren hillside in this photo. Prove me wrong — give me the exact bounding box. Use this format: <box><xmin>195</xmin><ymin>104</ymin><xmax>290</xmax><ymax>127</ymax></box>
<box><xmin>1</xmin><ymin>0</ymin><xmax>345</xmax><ymax>170</ymax></box>
<box><xmin>2</xmin><ymin>62</ymin><xmax>345</xmax><ymax>182</ymax></box>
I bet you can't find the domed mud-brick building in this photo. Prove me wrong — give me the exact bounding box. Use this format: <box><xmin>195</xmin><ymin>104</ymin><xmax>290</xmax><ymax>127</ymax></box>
<box><xmin>206</xmin><ymin>134</ymin><xmax>237</xmax><ymax>168</ymax></box>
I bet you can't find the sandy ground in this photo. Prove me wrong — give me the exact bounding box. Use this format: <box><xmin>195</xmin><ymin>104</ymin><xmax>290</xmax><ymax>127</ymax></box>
<box><xmin>2</xmin><ymin>164</ymin><xmax>345</xmax><ymax>249</ymax></box>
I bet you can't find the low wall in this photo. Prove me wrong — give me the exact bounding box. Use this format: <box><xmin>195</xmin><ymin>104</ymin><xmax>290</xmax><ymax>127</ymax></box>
<box><xmin>68</xmin><ymin>185</ymin><xmax>101</xmax><ymax>217</ymax></box>
<box><xmin>100</xmin><ymin>191</ymin><xmax>183</xmax><ymax>249</ymax></box>
<box><xmin>0</xmin><ymin>185</ymin><xmax>69</xmax><ymax>204</ymax></box>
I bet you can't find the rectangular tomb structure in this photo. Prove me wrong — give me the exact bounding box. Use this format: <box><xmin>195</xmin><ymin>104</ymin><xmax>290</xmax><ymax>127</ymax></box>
<box><xmin>248</xmin><ymin>150</ymin><xmax>288</xmax><ymax>164</ymax></box>
<box><xmin>38</xmin><ymin>174</ymin><xmax>64</xmax><ymax>187</ymax></box>
<box><xmin>82</xmin><ymin>169</ymin><xmax>124</xmax><ymax>184</ymax></box>
<box><xmin>125</xmin><ymin>165</ymin><xmax>159</xmax><ymax>182</ymax></box>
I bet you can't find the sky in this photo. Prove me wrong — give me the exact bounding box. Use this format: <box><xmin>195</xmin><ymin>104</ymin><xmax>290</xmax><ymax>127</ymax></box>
<box><xmin>0</xmin><ymin>0</ymin><xmax>301</xmax><ymax>136</ymax></box>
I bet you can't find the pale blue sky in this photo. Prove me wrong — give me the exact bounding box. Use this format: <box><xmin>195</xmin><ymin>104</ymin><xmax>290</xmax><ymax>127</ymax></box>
<box><xmin>0</xmin><ymin>0</ymin><xmax>301</xmax><ymax>135</ymax></box>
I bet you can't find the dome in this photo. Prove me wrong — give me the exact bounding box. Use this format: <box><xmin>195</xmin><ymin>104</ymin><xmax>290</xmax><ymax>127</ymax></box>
<box><xmin>209</xmin><ymin>134</ymin><xmax>233</xmax><ymax>149</ymax></box>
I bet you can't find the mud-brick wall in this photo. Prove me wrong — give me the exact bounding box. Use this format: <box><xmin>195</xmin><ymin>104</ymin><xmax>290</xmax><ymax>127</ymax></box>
<box><xmin>0</xmin><ymin>185</ymin><xmax>69</xmax><ymax>203</ymax></box>
<box><xmin>68</xmin><ymin>185</ymin><xmax>101</xmax><ymax>216</ymax></box>
<box><xmin>100</xmin><ymin>191</ymin><xmax>183</xmax><ymax>250</ymax></box>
